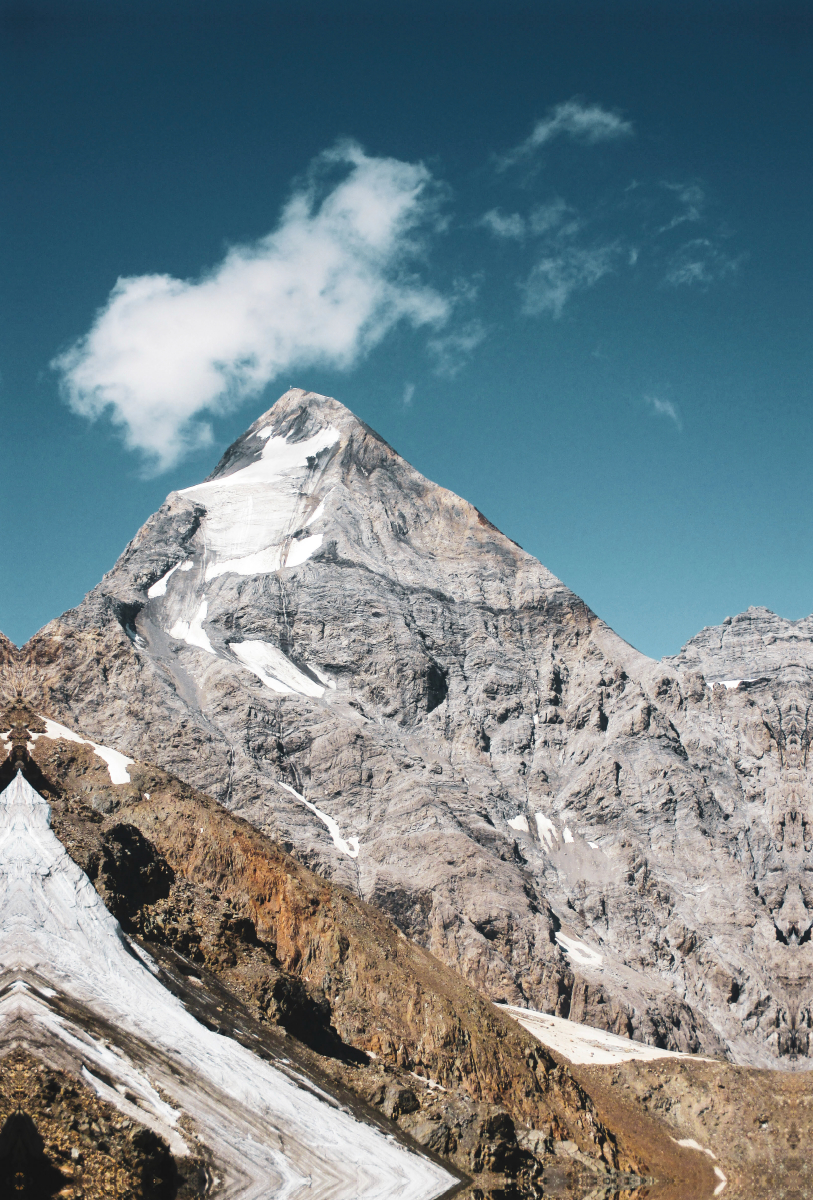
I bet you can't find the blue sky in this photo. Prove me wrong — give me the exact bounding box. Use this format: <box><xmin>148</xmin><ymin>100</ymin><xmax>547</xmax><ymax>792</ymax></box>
<box><xmin>1</xmin><ymin>0</ymin><xmax>812</xmax><ymax>657</ymax></box>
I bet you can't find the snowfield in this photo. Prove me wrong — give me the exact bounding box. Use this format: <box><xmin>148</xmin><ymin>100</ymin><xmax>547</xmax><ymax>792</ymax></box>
<box><xmin>499</xmin><ymin>1003</ymin><xmax>703</xmax><ymax>1066</ymax></box>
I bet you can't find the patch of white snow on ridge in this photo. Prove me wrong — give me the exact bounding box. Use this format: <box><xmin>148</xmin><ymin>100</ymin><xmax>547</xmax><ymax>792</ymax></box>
<box><xmin>508</xmin><ymin>814</ymin><xmax>529</xmax><ymax>833</ymax></box>
<box><xmin>0</xmin><ymin>773</ymin><xmax>451</xmax><ymax>1199</ymax></box>
<box><xmin>205</xmin><ymin>546</ymin><xmax>282</xmax><ymax>581</ymax></box>
<box><xmin>674</xmin><ymin>1139</ymin><xmax>716</xmax><ymax>1159</ymax></box>
<box><xmin>672</xmin><ymin>1140</ymin><xmax>726</xmax><ymax>1194</ymax></box>
<box><xmin>562</xmin><ymin>826</ymin><xmax>574</xmax><ymax>844</ymax></box>
<box><xmin>499</xmin><ymin>1004</ymin><xmax>699</xmax><ymax>1066</ymax></box>
<box><xmin>707</xmin><ymin>678</ymin><xmax>754</xmax><ymax>690</ymax></box>
<box><xmin>276</xmin><ymin>780</ymin><xmax>360</xmax><ymax>858</ymax></box>
<box><xmin>307</xmin><ymin>663</ymin><xmax>337</xmax><ymax>690</ymax></box>
<box><xmin>285</xmin><ymin>532</ymin><xmax>324</xmax><ymax>568</ymax></box>
<box><xmin>535</xmin><ymin>812</ymin><xmax>558</xmax><ymax>850</ymax></box>
<box><xmin>148</xmin><ymin>558</ymin><xmax>193</xmax><ymax>598</ymax></box>
<box><xmin>305</xmin><ymin>495</ymin><xmax>329</xmax><ymax>527</ymax></box>
<box><xmin>232</xmin><ymin>641</ymin><xmax>325</xmax><ymax>698</ymax></box>
<box><xmin>555</xmin><ymin>933</ymin><xmax>603</xmax><ymax>968</ymax></box>
<box><xmin>182</xmin><ymin>426</ymin><xmax>340</xmax><ymax>581</ymax></box>
<box><xmin>169</xmin><ymin>599</ymin><xmax>214</xmax><ymax>654</ymax></box>
<box><xmin>29</xmin><ymin>718</ymin><xmax>133</xmax><ymax>785</ymax></box>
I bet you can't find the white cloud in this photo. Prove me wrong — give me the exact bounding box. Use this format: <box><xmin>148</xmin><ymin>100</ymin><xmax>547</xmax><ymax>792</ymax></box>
<box><xmin>481</xmin><ymin>209</ymin><xmax>526</xmax><ymax>239</ymax></box>
<box><xmin>427</xmin><ymin>320</ymin><xmax>487</xmax><ymax>376</ymax></box>
<box><xmin>644</xmin><ymin>394</ymin><xmax>682</xmax><ymax>430</ymax></box>
<box><xmin>53</xmin><ymin>141</ymin><xmax>449</xmax><ymax>471</ymax></box>
<box><xmin>665</xmin><ymin>237</ymin><xmax>743</xmax><ymax>287</ymax></box>
<box><xmin>402</xmin><ymin>382</ymin><xmax>416</xmax><ymax>408</ymax></box>
<box><xmin>529</xmin><ymin>199</ymin><xmax>574</xmax><ymax>236</ymax></box>
<box><xmin>500</xmin><ymin>100</ymin><xmax>633</xmax><ymax>168</ymax></box>
<box><xmin>521</xmin><ymin>245</ymin><xmax>617</xmax><ymax>318</ymax></box>
<box><xmin>658</xmin><ymin>182</ymin><xmax>706</xmax><ymax>233</ymax></box>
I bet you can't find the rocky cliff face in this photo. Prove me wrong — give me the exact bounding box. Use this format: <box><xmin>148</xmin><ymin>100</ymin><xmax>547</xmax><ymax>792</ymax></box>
<box><xmin>15</xmin><ymin>389</ymin><xmax>813</xmax><ymax>1069</ymax></box>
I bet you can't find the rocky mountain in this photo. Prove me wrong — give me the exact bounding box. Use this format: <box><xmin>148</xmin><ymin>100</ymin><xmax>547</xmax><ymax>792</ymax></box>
<box><xmin>14</xmin><ymin>388</ymin><xmax>813</xmax><ymax>1075</ymax></box>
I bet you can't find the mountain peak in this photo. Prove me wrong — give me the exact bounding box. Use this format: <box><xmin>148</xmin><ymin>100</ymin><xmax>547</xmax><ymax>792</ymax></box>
<box><xmin>667</xmin><ymin>605</ymin><xmax>813</xmax><ymax>680</ymax></box>
<box><xmin>203</xmin><ymin>388</ymin><xmax>390</xmax><ymax>486</ymax></box>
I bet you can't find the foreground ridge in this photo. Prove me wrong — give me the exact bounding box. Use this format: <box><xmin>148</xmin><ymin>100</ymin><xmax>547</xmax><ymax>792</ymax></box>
<box><xmin>0</xmin><ymin>766</ymin><xmax>456</xmax><ymax>1199</ymax></box>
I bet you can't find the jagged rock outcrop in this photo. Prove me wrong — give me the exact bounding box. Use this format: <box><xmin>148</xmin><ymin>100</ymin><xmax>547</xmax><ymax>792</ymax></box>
<box><xmin>12</xmin><ymin>389</ymin><xmax>813</xmax><ymax>1068</ymax></box>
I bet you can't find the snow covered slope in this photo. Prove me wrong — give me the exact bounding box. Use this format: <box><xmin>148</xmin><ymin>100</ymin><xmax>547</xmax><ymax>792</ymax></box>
<box><xmin>498</xmin><ymin>1005</ymin><xmax>704</xmax><ymax>1067</ymax></box>
<box><xmin>0</xmin><ymin>771</ymin><xmax>455</xmax><ymax>1200</ymax></box>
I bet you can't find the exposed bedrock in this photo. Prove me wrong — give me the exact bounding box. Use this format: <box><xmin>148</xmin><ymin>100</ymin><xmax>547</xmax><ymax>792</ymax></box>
<box><xmin>8</xmin><ymin>389</ymin><xmax>813</xmax><ymax>1067</ymax></box>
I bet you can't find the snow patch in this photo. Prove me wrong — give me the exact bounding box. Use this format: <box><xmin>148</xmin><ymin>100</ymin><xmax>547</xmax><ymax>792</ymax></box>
<box><xmin>707</xmin><ymin>678</ymin><xmax>753</xmax><ymax>690</ymax></box>
<box><xmin>183</xmin><ymin>426</ymin><xmax>339</xmax><ymax>582</ymax></box>
<box><xmin>673</xmin><ymin>1140</ymin><xmax>726</xmax><ymax>1193</ymax></box>
<box><xmin>276</xmin><ymin>780</ymin><xmax>360</xmax><ymax>858</ymax></box>
<box><xmin>508</xmin><ymin>814</ymin><xmax>529</xmax><ymax>833</ymax></box>
<box><xmin>169</xmin><ymin>599</ymin><xmax>214</xmax><ymax>654</ymax></box>
<box><xmin>285</xmin><ymin>533</ymin><xmax>324</xmax><ymax>569</ymax></box>
<box><xmin>555</xmin><ymin>933</ymin><xmax>603</xmax><ymax>968</ymax></box>
<box><xmin>562</xmin><ymin>826</ymin><xmax>574</xmax><ymax>844</ymax></box>
<box><xmin>535</xmin><ymin>812</ymin><xmax>558</xmax><ymax>850</ymax></box>
<box><xmin>204</xmin><ymin>534</ymin><xmax>324</xmax><ymax>581</ymax></box>
<box><xmin>675</xmin><ymin>1139</ymin><xmax>716</xmax><ymax>1158</ymax></box>
<box><xmin>232</xmin><ymin>641</ymin><xmax>325</xmax><ymax>698</ymax></box>
<box><xmin>499</xmin><ymin>1004</ymin><xmax>699</xmax><ymax>1066</ymax></box>
<box><xmin>148</xmin><ymin>559</ymin><xmax>192</xmax><ymax>598</ymax></box>
<box><xmin>29</xmin><ymin>718</ymin><xmax>133</xmax><ymax>785</ymax></box>
<box><xmin>305</xmin><ymin>495</ymin><xmax>328</xmax><ymax>527</ymax></box>
<box><xmin>307</xmin><ymin>663</ymin><xmax>337</xmax><ymax>690</ymax></box>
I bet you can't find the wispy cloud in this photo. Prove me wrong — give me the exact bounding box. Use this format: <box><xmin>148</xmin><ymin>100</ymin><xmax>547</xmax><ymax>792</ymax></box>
<box><xmin>521</xmin><ymin>245</ymin><xmax>618</xmax><ymax>317</ymax></box>
<box><xmin>665</xmin><ymin>237</ymin><xmax>743</xmax><ymax>287</ymax></box>
<box><xmin>428</xmin><ymin>320</ymin><xmax>487</xmax><ymax>375</ymax></box>
<box><xmin>402</xmin><ymin>382</ymin><xmax>416</xmax><ymax>408</ymax></box>
<box><xmin>644</xmin><ymin>394</ymin><xmax>682</xmax><ymax>430</ymax></box>
<box><xmin>658</xmin><ymin>182</ymin><xmax>706</xmax><ymax>233</ymax></box>
<box><xmin>528</xmin><ymin>198</ymin><xmax>576</xmax><ymax>236</ymax></box>
<box><xmin>500</xmin><ymin>99</ymin><xmax>633</xmax><ymax>168</ymax></box>
<box><xmin>481</xmin><ymin>209</ymin><xmax>526</xmax><ymax>239</ymax></box>
<box><xmin>53</xmin><ymin>142</ymin><xmax>449</xmax><ymax>472</ymax></box>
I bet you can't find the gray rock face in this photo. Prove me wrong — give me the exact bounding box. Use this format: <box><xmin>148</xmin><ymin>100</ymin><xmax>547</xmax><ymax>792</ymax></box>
<box><xmin>18</xmin><ymin>390</ymin><xmax>813</xmax><ymax>1067</ymax></box>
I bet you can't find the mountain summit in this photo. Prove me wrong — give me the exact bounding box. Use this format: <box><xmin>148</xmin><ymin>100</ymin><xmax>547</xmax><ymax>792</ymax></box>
<box><xmin>19</xmin><ymin>388</ymin><xmax>813</xmax><ymax>1069</ymax></box>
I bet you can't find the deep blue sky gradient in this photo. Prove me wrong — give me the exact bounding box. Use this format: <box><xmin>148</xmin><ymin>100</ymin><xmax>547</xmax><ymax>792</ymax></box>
<box><xmin>1</xmin><ymin>0</ymin><xmax>811</xmax><ymax>655</ymax></box>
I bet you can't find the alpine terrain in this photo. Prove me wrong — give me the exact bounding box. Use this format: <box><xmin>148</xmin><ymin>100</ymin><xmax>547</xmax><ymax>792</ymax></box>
<box><xmin>2</xmin><ymin>387</ymin><xmax>812</xmax><ymax>1197</ymax></box>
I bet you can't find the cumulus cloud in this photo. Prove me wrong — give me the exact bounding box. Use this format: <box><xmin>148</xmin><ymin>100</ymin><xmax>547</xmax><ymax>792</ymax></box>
<box><xmin>644</xmin><ymin>394</ymin><xmax>682</xmax><ymax>430</ymax></box>
<box><xmin>53</xmin><ymin>142</ymin><xmax>449</xmax><ymax>471</ymax></box>
<box><xmin>500</xmin><ymin>100</ymin><xmax>633</xmax><ymax>168</ymax></box>
<box><xmin>521</xmin><ymin>245</ymin><xmax>617</xmax><ymax>317</ymax></box>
